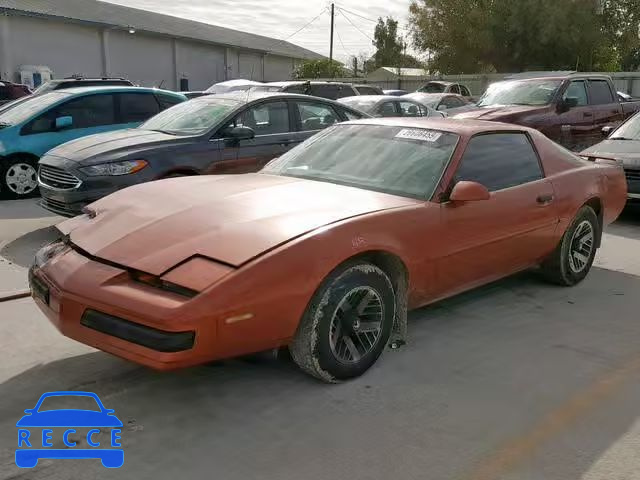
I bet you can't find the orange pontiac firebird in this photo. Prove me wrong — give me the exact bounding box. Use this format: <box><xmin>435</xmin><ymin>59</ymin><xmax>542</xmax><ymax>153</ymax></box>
<box><xmin>30</xmin><ymin>118</ymin><xmax>627</xmax><ymax>382</ymax></box>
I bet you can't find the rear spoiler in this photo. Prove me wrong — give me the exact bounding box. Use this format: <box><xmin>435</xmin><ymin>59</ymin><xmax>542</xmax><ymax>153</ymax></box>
<box><xmin>578</xmin><ymin>154</ymin><xmax>623</xmax><ymax>166</ymax></box>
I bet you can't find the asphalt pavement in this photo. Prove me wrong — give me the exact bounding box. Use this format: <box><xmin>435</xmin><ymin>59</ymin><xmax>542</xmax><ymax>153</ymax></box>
<box><xmin>1</xmin><ymin>199</ymin><xmax>640</xmax><ymax>480</ymax></box>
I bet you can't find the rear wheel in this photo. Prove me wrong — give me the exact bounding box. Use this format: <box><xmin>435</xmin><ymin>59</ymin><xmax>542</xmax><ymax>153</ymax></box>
<box><xmin>290</xmin><ymin>262</ymin><xmax>396</xmax><ymax>382</ymax></box>
<box><xmin>540</xmin><ymin>206</ymin><xmax>599</xmax><ymax>286</ymax></box>
<box><xmin>0</xmin><ymin>156</ymin><xmax>39</xmax><ymax>199</ymax></box>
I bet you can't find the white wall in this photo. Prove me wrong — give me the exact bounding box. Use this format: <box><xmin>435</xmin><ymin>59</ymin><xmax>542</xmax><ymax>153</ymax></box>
<box><xmin>264</xmin><ymin>55</ymin><xmax>295</xmax><ymax>81</ymax></box>
<box><xmin>238</xmin><ymin>52</ymin><xmax>263</xmax><ymax>81</ymax></box>
<box><xmin>108</xmin><ymin>30</ymin><xmax>174</xmax><ymax>88</ymax></box>
<box><xmin>176</xmin><ymin>40</ymin><xmax>225</xmax><ymax>90</ymax></box>
<box><xmin>5</xmin><ymin>15</ymin><xmax>102</xmax><ymax>81</ymax></box>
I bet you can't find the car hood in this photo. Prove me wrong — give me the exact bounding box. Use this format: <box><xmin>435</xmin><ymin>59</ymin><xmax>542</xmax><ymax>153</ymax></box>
<box><xmin>16</xmin><ymin>410</ymin><xmax>123</xmax><ymax>427</ymax></box>
<box><xmin>453</xmin><ymin>104</ymin><xmax>546</xmax><ymax>120</ymax></box>
<box><xmin>59</xmin><ymin>174</ymin><xmax>419</xmax><ymax>273</ymax></box>
<box><xmin>45</xmin><ymin>128</ymin><xmax>192</xmax><ymax>164</ymax></box>
<box><xmin>582</xmin><ymin>139</ymin><xmax>640</xmax><ymax>168</ymax></box>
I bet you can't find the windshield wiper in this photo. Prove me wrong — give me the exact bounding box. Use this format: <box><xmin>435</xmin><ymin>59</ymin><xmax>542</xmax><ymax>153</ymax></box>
<box><xmin>610</xmin><ymin>136</ymin><xmax>636</xmax><ymax>141</ymax></box>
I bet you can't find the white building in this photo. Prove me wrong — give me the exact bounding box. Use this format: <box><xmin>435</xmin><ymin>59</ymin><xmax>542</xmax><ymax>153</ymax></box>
<box><xmin>0</xmin><ymin>0</ymin><xmax>322</xmax><ymax>90</ymax></box>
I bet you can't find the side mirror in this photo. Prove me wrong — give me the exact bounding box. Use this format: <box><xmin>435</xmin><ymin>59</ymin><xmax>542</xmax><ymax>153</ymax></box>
<box><xmin>437</xmin><ymin>104</ymin><xmax>448</xmax><ymax>111</ymax></box>
<box><xmin>602</xmin><ymin>125</ymin><xmax>614</xmax><ymax>137</ymax></box>
<box><xmin>55</xmin><ymin>116</ymin><xmax>73</xmax><ymax>130</ymax></box>
<box><xmin>559</xmin><ymin>97</ymin><xmax>578</xmax><ymax>112</ymax></box>
<box><xmin>449</xmin><ymin>181</ymin><xmax>490</xmax><ymax>203</ymax></box>
<box><xmin>227</xmin><ymin>126</ymin><xmax>255</xmax><ymax>141</ymax></box>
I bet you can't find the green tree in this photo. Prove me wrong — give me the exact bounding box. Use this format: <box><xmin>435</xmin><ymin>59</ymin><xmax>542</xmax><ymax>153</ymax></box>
<box><xmin>370</xmin><ymin>17</ymin><xmax>424</xmax><ymax>69</ymax></box>
<box><xmin>294</xmin><ymin>59</ymin><xmax>346</xmax><ymax>79</ymax></box>
<box><xmin>408</xmin><ymin>0</ymin><xmax>621</xmax><ymax>73</ymax></box>
<box><xmin>601</xmin><ymin>0</ymin><xmax>640</xmax><ymax>70</ymax></box>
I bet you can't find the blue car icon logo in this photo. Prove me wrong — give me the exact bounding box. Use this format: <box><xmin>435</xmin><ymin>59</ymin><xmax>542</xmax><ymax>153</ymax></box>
<box><xmin>16</xmin><ymin>391</ymin><xmax>123</xmax><ymax>468</ymax></box>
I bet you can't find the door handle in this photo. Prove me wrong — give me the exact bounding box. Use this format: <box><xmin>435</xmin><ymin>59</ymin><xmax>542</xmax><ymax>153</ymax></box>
<box><xmin>537</xmin><ymin>194</ymin><xmax>554</xmax><ymax>204</ymax></box>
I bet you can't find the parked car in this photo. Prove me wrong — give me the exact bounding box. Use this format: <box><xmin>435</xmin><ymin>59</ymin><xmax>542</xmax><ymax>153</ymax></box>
<box><xmin>0</xmin><ymin>86</ymin><xmax>185</xmax><ymax>199</ymax></box>
<box><xmin>581</xmin><ymin>111</ymin><xmax>640</xmax><ymax>205</ymax></box>
<box><xmin>383</xmin><ymin>89</ymin><xmax>409</xmax><ymax>96</ymax></box>
<box><xmin>37</xmin><ymin>91</ymin><xmax>368</xmax><ymax>216</ymax></box>
<box><xmin>252</xmin><ymin>81</ymin><xmax>359</xmax><ymax>100</ymax></box>
<box><xmin>455</xmin><ymin>73</ymin><xmax>640</xmax><ymax>151</ymax></box>
<box><xmin>182</xmin><ymin>91</ymin><xmax>210</xmax><ymax>99</ymax></box>
<box><xmin>32</xmin><ymin>77</ymin><xmax>134</xmax><ymax>95</ymax></box>
<box><xmin>338</xmin><ymin>95</ymin><xmax>444</xmax><ymax>118</ymax></box>
<box><xmin>31</xmin><ymin>118</ymin><xmax>627</xmax><ymax>382</ymax></box>
<box><xmin>0</xmin><ymin>80</ymin><xmax>31</xmax><ymax>105</ymax></box>
<box><xmin>403</xmin><ymin>92</ymin><xmax>477</xmax><ymax>115</ymax></box>
<box><xmin>204</xmin><ymin>79</ymin><xmax>263</xmax><ymax>95</ymax></box>
<box><xmin>417</xmin><ymin>81</ymin><xmax>474</xmax><ymax>100</ymax></box>
<box><xmin>353</xmin><ymin>84</ymin><xmax>384</xmax><ymax>95</ymax></box>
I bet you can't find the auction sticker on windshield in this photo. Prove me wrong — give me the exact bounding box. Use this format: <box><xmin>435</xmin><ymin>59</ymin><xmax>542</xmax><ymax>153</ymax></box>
<box><xmin>395</xmin><ymin>128</ymin><xmax>442</xmax><ymax>142</ymax></box>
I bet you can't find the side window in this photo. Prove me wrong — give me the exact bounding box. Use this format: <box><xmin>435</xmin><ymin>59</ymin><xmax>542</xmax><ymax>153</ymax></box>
<box><xmin>456</xmin><ymin>133</ymin><xmax>543</xmax><ymax>192</ymax></box>
<box><xmin>563</xmin><ymin>81</ymin><xmax>588</xmax><ymax>106</ymax></box>
<box><xmin>118</xmin><ymin>93</ymin><xmax>160</xmax><ymax>123</ymax></box>
<box><xmin>296</xmin><ymin>102</ymin><xmax>339</xmax><ymax>131</ymax></box>
<box><xmin>450</xmin><ymin>85</ymin><xmax>461</xmax><ymax>95</ymax></box>
<box><xmin>356</xmin><ymin>86</ymin><xmax>378</xmax><ymax>95</ymax></box>
<box><xmin>443</xmin><ymin>96</ymin><xmax>465</xmax><ymax>108</ymax></box>
<box><xmin>235</xmin><ymin>101</ymin><xmax>289</xmax><ymax>135</ymax></box>
<box><xmin>26</xmin><ymin>94</ymin><xmax>116</xmax><ymax>134</ymax></box>
<box><xmin>342</xmin><ymin>109</ymin><xmax>364</xmax><ymax>120</ymax></box>
<box><xmin>588</xmin><ymin>80</ymin><xmax>615</xmax><ymax>105</ymax></box>
<box><xmin>336</xmin><ymin>86</ymin><xmax>357</xmax><ymax>98</ymax></box>
<box><xmin>284</xmin><ymin>84</ymin><xmax>307</xmax><ymax>94</ymax></box>
<box><xmin>399</xmin><ymin>101</ymin><xmax>423</xmax><ymax>117</ymax></box>
<box><xmin>460</xmin><ymin>86</ymin><xmax>471</xmax><ymax>97</ymax></box>
<box><xmin>311</xmin><ymin>85</ymin><xmax>340</xmax><ymax>100</ymax></box>
<box><xmin>156</xmin><ymin>94</ymin><xmax>183</xmax><ymax>110</ymax></box>
<box><xmin>377</xmin><ymin>101</ymin><xmax>398</xmax><ymax>117</ymax></box>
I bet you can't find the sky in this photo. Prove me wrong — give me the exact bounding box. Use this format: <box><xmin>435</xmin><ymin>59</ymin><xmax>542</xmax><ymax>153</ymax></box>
<box><xmin>104</xmin><ymin>0</ymin><xmax>414</xmax><ymax>63</ymax></box>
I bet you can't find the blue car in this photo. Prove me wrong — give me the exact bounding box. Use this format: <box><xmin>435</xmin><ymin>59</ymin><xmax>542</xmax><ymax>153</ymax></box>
<box><xmin>0</xmin><ymin>86</ymin><xmax>185</xmax><ymax>199</ymax></box>
<box><xmin>16</xmin><ymin>391</ymin><xmax>124</xmax><ymax>468</ymax></box>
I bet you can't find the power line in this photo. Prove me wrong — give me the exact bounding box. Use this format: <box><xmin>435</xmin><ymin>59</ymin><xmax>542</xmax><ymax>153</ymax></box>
<box><xmin>337</xmin><ymin>7</ymin><xmax>374</xmax><ymax>42</ymax></box>
<box><xmin>281</xmin><ymin>7</ymin><xmax>328</xmax><ymax>42</ymax></box>
<box><xmin>336</xmin><ymin>5</ymin><xmax>378</xmax><ymax>23</ymax></box>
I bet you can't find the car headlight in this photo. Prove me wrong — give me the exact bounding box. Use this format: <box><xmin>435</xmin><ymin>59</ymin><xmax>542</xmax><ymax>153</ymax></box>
<box><xmin>80</xmin><ymin>160</ymin><xmax>148</xmax><ymax>176</ymax></box>
<box><xmin>34</xmin><ymin>241</ymin><xmax>68</xmax><ymax>267</ymax></box>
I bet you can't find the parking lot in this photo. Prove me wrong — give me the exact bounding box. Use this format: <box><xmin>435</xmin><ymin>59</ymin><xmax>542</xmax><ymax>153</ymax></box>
<box><xmin>1</xmin><ymin>199</ymin><xmax>639</xmax><ymax>479</ymax></box>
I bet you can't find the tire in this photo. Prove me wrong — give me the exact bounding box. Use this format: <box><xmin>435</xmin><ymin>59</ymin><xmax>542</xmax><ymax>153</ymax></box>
<box><xmin>0</xmin><ymin>156</ymin><xmax>39</xmax><ymax>200</ymax></box>
<box><xmin>540</xmin><ymin>206</ymin><xmax>600</xmax><ymax>286</ymax></box>
<box><xmin>290</xmin><ymin>262</ymin><xmax>396</xmax><ymax>382</ymax></box>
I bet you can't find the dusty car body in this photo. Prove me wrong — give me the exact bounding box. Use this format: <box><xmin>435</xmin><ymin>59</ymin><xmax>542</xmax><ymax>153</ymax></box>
<box><xmin>338</xmin><ymin>95</ymin><xmax>444</xmax><ymax>118</ymax></box>
<box><xmin>403</xmin><ymin>92</ymin><xmax>477</xmax><ymax>115</ymax></box>
<box><xmin>30</xmin><ymin>118</ymin><xmax>627</xmax><ymax>382</ymax></box>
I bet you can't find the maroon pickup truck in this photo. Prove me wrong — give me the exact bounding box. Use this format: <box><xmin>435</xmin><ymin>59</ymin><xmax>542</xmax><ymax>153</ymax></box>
<box><xmin>455</xmin><ymin>73</ymin><xmax>640</xmax><ymax>150</ymax></box>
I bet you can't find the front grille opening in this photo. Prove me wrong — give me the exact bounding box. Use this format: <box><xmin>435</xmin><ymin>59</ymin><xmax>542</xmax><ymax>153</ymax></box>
<box><xmin>39</xmin><ymin>165</ymin><xmax>81</xmax><ymax>190</ymax></box>
<box><xmin>130</xmin><ymin>271</ymin><xmax>198</xmax><ymax>298</ymax></box>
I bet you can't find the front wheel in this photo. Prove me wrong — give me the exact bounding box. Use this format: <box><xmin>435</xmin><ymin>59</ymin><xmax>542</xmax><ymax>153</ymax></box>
<box><xmin>540</xmin><ymin>206</ymin><xmax>599</xmax><ymax>286</ymax></box>
<box><xmin>0</xmin><ymin>157</ymin><xmax>39</xmax><ymax>199</ymax></box>
<box><xmin>290</xmin><ymin>262</ymin><xmax>396</xmax><ymax>382</ymax></box>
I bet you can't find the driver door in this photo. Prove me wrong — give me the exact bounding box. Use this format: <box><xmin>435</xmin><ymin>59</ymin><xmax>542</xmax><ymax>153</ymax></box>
<box><xmin>210</xmin><ymin>100</ymin><xmax>292</xmax><ymax>174</ymax></box>
<box><xmin>553</xmin><ymin>80</ymin><xmax>594</xmax><ymax>150</ymax></box>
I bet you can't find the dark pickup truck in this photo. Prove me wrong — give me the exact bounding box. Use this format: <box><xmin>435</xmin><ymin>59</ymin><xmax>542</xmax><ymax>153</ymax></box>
<box><xmin>455</xmin><ymin>73</ymin><xmax>640</xmax><ymax>150</ymax></box>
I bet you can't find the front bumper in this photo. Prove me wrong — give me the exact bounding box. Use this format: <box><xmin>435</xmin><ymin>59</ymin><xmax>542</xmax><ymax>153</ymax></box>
<box><xmin>28</xmin><ymin>249</ymin><xmax>215</xmax><ymax>370</ymax></box>
<box><xmin>625</xmin><ymin>168</ymin><xmax>640</xmax><ymax>202</ymax></box>
<box><xmin>37</xmin><ymin>156</ymin><xmax>153</xmax><ymax>217</ymax></box>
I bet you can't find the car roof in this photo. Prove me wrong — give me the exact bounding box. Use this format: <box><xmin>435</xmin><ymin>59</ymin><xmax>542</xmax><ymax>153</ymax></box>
<box><xmin>426</xmin><ymin>80</ymin><xmax>454</xmax><ymax>86</ymax></box>
<box><xmin>342</xmin><ymin>95</ymin><xmax>398</xmax><ymax>102</ymax></box>
<box><xmin>264</xmin><ymin>81</ymin><xmax>353</xmax><ymax>87</ymax></box>
<box><xmin>202</xmin><ymin>90</ymin><xmax>354</xmax><ymax>105</ymax></box>
<box><xmin>57</xmin><ymin>86</ymin><xmax>183</xmax><ymax>96</ymax></box>
<box><xmin>341</xmin><ymin>117</ymin><xmax>538</xmax><ymax>136</ymax></box>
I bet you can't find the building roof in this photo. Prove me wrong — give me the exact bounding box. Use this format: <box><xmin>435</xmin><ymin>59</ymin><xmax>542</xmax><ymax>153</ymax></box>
<box><xmin>0</xmin><ymin>0</ymin><xmax>323</xmax><ymax>60</ymax></box>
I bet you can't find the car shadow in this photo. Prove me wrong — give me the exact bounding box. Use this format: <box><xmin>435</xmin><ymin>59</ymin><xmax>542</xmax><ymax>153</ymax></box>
<box><xmin>0</xmin><ymin>226</ymin><xmax>61</xmax><ymax>267</ymax></box>
<box><xmin>0</xmin><ymin>198</ymin><xmax>59</xmax><ymax>220</ymax></box>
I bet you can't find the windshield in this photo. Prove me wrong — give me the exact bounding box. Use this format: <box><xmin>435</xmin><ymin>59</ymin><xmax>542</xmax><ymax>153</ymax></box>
<box><xmin>140</xmin><ymin>98</ymin><xmax>240</xmax><ymax>135</ymax></box>
<box><xmin>0</xmin><ymin>92</ymin><xmax>67</xmax><ymax>126</ymax></box>
<box><xmin>338</xmin><ymin>98</ymin><xmax>380</xmax><ymax>112</ymax></box>
<box><xmin>610</xmin><ymin>114</ymin><xmax>640</xmax><ymax>140</ymax></box>
<box><xmin>263</xmin><ymin>124</ymin><xmax>459</xmax><ymax>199</ymax></box>
<box><xmin>478</xmin><ymin>79</ymin><xmax>561</xmax><ymax>107</ymax></box>
<box><xmin>37</xmin><ymin>395</ymin><xmax>101</xmax><ymax>412</ymax></box>
<box><xmin>32</xmin><ymin>81</ymin><xmax>58</xmax><ymax>95</ymax></box>
<box><xmin>420</xmin><ymin>83</ymin><xmax>446</xmax><ymax>93</ymax></box>
<box><xmin>405</xmin><ymin>94</ymin><xmax>439</xmax><ymax>108</ymax></box>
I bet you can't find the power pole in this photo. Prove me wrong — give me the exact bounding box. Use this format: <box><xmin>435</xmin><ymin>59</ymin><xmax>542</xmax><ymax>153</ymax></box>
<box><xmin>329</xmin><ymin>3</ymin><xmax>335</xmax><ymax>77</ymax></box>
